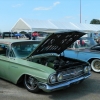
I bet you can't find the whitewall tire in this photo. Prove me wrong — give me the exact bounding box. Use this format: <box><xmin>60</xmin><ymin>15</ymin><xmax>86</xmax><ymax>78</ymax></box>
<box><xmin>91</xmin><ymin>59</ymin><xmax>100</xmax><ymax>72</ymax></box>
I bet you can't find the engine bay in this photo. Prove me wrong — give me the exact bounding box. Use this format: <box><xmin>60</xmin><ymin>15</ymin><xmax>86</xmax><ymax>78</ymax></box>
<box><xmin>27</xmin><ymin>54</ymin><xmax>87</xmax><ymax>71</ymax></box>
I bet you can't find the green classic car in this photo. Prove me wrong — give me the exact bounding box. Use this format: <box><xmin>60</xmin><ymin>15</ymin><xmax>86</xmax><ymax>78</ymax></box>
<box><xmin>0</xmin><ymin>31</ymin><xmax>91</xmax><ymax>93</ymax></box>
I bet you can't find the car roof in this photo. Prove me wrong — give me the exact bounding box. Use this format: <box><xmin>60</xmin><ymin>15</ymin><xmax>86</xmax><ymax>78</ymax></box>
<box><xmin>0</xmin><ymin>39</ymin><xmax>40</xmax><ymax>45</ymax></box>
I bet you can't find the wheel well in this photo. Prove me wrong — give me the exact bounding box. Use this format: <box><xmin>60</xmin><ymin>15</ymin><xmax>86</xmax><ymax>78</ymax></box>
<box><xmin>88</xmin><ymin>58</ymin><xmax>100</xmax><ymax>64</ymax></box>
<box><xmin>17</xmin><ymin>74</ymin><xmax>38</xmax><ymax>85</ymax></box>
<box><xmin>17</xmin><ymin>74</ymin><xmax>25</xmax><ymax>85</ymax></box>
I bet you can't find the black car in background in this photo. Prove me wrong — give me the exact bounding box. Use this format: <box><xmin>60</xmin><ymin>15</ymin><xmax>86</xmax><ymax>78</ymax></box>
<box><xmin>2</xmin><ymin>32</ymin><xmax>15</xmax><ymax>38</ymax></box>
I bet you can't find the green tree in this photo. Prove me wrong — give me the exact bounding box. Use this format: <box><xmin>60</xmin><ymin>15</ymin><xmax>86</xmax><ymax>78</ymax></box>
<box><xmin>90</xmin><ymin>19</ymin><xmax>100</xmax><ymax>24</ymax></box>
<box><xmin>20</xmin><ymin>31</ymin><xmax>27</xmax><ymax>34</ymax></box>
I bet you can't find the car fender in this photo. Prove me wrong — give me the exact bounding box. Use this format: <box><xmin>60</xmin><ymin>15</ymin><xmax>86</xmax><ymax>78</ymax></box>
<box><xmin>8</xmin><ymin>58</ymin><xmax>55</xmax><ymax>84</ymax></box>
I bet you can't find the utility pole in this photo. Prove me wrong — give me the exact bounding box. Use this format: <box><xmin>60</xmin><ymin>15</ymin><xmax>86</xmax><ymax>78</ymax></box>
<box><xmin>80</xmin><ymin>0</ymin><xmax>81</xmax><ymax>23</ymax></box>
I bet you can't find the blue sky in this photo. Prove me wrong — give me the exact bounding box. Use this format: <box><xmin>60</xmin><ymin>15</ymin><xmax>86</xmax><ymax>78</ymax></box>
<box><xmin>0</xmin><ymin>0</ymin><xmax>100</xmax><ymax>32</ymax></box>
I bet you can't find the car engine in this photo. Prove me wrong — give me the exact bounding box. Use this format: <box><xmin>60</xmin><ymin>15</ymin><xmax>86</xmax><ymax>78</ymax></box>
<box><xmin>27</xmin><ymin>54</ymin><xmax>88</xmax><ymax>71</ymax></box>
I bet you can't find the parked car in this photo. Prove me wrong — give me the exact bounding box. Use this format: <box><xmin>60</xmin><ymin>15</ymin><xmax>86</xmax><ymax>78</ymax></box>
<box><xmin>63</xmin><ymin>36</ymin><xmax>100</xmax><ymax>73</ymax></box>
<box><xmin>0</xmin><ymin>31</ymin><xmax>91</xmax><ymax>93</ymax></box>
<box><xmin>14</xmin><ymin>32</ymin><xmax>22</xmax><ymax>39</ymax></box>
<box><xmin>2</xmin><ymin>32</ymin><xmax>15</xmax><ymax>39</ymax></box>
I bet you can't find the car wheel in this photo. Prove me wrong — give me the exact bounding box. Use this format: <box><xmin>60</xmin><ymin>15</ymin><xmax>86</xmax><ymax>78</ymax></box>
<box><xmin>91</xmin><ymin>59</ymin><xmax>100</xmax><ymax>72</ymax></box>
<box><xmin>24</xmin><ymin>75</ymin><xmax>40</xmax><ymax>93</ymax></box>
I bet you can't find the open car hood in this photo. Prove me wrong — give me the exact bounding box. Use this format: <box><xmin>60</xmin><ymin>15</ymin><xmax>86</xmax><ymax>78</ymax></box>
<box><xmin>28</xmin><ymin>31</ymin><xmax>85</xmax><ymax>57</ymax></box>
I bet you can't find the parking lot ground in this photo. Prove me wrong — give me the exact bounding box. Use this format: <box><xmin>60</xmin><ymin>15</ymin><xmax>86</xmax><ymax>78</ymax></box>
<box><xmin>0</xmin><ymin>71</ymin><xmax>100</xmax><ymax>100</ymax></box>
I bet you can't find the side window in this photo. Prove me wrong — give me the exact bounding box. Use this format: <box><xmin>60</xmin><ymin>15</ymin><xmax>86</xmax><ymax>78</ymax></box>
<box><xmin>0</xmin><ymin>44</ymin><xmax>7</xmax><ymax>56</ymax></box>
<box><xmin>74</xmin><ymin>42</ymin><xmax>79</xmax><ymax>48</ymax></box>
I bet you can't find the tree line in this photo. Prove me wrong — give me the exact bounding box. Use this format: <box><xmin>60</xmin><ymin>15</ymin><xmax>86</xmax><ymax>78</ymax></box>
<box><xmin>90</xmin><ymin>19</ymin><xmax>100</xmax><ymax>24</ymax></box>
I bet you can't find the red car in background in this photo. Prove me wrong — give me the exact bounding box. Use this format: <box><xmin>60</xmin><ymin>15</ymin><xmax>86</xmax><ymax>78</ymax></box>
<box><xmin>32</xmin><ymin>32</ymin><xmax>39</xmax><ymax>40</ymax></box>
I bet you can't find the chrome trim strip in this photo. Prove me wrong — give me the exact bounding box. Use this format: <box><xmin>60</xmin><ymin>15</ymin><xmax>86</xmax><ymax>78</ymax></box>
<box><xmin>38</xmin><ymin>74</ymin><xmax>90</xmax><ymax>92</ymax></box>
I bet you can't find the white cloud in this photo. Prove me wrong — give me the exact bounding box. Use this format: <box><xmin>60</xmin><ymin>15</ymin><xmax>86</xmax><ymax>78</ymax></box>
<box><xmin>33</xmin><ymin>1</ymin><xmax>60</xmax><ymax>11</ymax></box>
<box><xmin>34</xmin><ymin>6</ymin><xmax>52</xmax><ymax>10</ymax></box>
<box><xmin>53</xmin><ymin>1</ymin><xmax>60</xmax><ymax>6</ymax></box>
<box><xmin>12</xmin><ymin>4</ymin><xmax>22</xmax><ymax>8</ymax></box>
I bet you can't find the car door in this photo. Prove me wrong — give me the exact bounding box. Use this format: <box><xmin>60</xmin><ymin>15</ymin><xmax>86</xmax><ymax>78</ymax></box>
<box><xmin>63</xmin><ymin>48</ymin><xmax>79</xmax><ymax>59</ymax></box>
<box><xmin>0</xmin><ymin>44</ymin><xmax>11</xmax><ymax>80</ymax></box>
<box><xmin>63</xmin><ymin>42</ymin><xmax>79</xmax><ymax>59</ymax></box>
<box><xmin>0</xmin><ymin>45</ymin><xmax>19</xmax><ymax>82</ymax></box>
<box><xmin>7</xmin><ymin>48</ymin><xmax>21</xmax><ymax>83</ymax></box>
<box><xmin>0</xmin><ymin>56</ymin><xmax>11</xmax><ymax>79</ymax></box>
<box><xmin>74</xmin><ymin>49</ymin><xmax>90</xmax><ymax>61</ymax></box>
<box><xmin>64</xmin><ymin>47</ymin><xmax>91</xmax><ymax>62</ymax></box>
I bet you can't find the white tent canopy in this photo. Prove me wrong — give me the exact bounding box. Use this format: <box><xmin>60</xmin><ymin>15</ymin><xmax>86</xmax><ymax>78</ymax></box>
<box><xmin>11</xmin><ymin>18</ymin><xmax>100</xmax><ymax>33</ymax></box>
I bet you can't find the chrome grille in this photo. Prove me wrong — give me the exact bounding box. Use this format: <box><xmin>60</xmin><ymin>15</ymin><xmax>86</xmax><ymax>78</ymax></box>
<box><xmin>62</xmin><ymin>66</ymin><xmax>84</xmax><ymax>80</ymax></box>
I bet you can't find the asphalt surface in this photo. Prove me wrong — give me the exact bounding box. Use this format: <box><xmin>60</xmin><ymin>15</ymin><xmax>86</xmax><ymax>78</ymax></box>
<box><xmin>0</xmin><ymin>71</ymin><xmax>100</xmax><ymax>100</ymax></box>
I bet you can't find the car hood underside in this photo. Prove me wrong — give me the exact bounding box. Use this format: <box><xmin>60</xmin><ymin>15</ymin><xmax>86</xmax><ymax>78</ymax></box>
<box><xmin>28</xmin><ymin>31</ymin><xmax>85</xmax><ymax>57</ymax></box>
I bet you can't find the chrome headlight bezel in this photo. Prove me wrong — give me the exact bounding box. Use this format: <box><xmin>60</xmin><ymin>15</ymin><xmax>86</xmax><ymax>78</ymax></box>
<box><xmin>49</xmin><ymin>74</ymin><xmax>56</xmax><ymax>84</ymax></box>
<box><xmin>57</xmin><ymin>73</ymin><xmax>63</xmax><ymax>82</ymax></box>
<box><xmin>84</xmin><ymin>66</ymin><xmax>90</xmax><ymax>73</ymax></box>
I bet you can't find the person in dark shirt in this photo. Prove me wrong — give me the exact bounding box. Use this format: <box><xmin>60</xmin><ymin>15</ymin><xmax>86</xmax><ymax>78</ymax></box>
<box><xmin>25</xmin><ymin>33</ymin><xmax>31</xmax><ymax>40</ymax></box>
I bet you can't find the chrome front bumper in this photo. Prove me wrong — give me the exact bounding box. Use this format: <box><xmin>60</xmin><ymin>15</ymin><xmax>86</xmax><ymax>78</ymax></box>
<box><xmin>38</xmin><ymin>74</ymin><xmax>90</xmax><ymax>92</ymax></box>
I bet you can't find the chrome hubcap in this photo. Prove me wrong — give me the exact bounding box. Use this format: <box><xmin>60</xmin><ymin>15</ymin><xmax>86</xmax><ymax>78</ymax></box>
<box><xmin>25</xmin><ymin>76</ymin><xmax>37</xmax><ymax>90</ymax></box>
<box><xmin>94</xmin><ymin>61</ymin><xmax>100</xmax><ymax>70</ymax></box>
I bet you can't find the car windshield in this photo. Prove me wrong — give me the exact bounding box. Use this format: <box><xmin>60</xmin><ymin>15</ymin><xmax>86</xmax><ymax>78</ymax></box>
<box><xmin>71</xmin><ymin>37</ymin><xmax>97</xmax><ymax>49</ymax></box>
<box><xmin>11</xmin><ymin>41</ymin><xmax>40</xmax><ymax>58</ymax></box>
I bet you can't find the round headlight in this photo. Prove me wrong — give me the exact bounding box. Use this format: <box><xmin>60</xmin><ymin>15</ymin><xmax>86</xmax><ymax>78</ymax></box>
<box><xmin>84</xmin><ymin>66</ymin><xmax>89</xmax><ymax>73</ymax></box>
<box><xmin>57</xmin><ymin>73</ymin><xmax>63</xmax><ymax>82</ymax></box>
<box><xmin>49</xmin><ymin>74</ymin><xmax>56</xmax><ymax>84</ymax></box>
